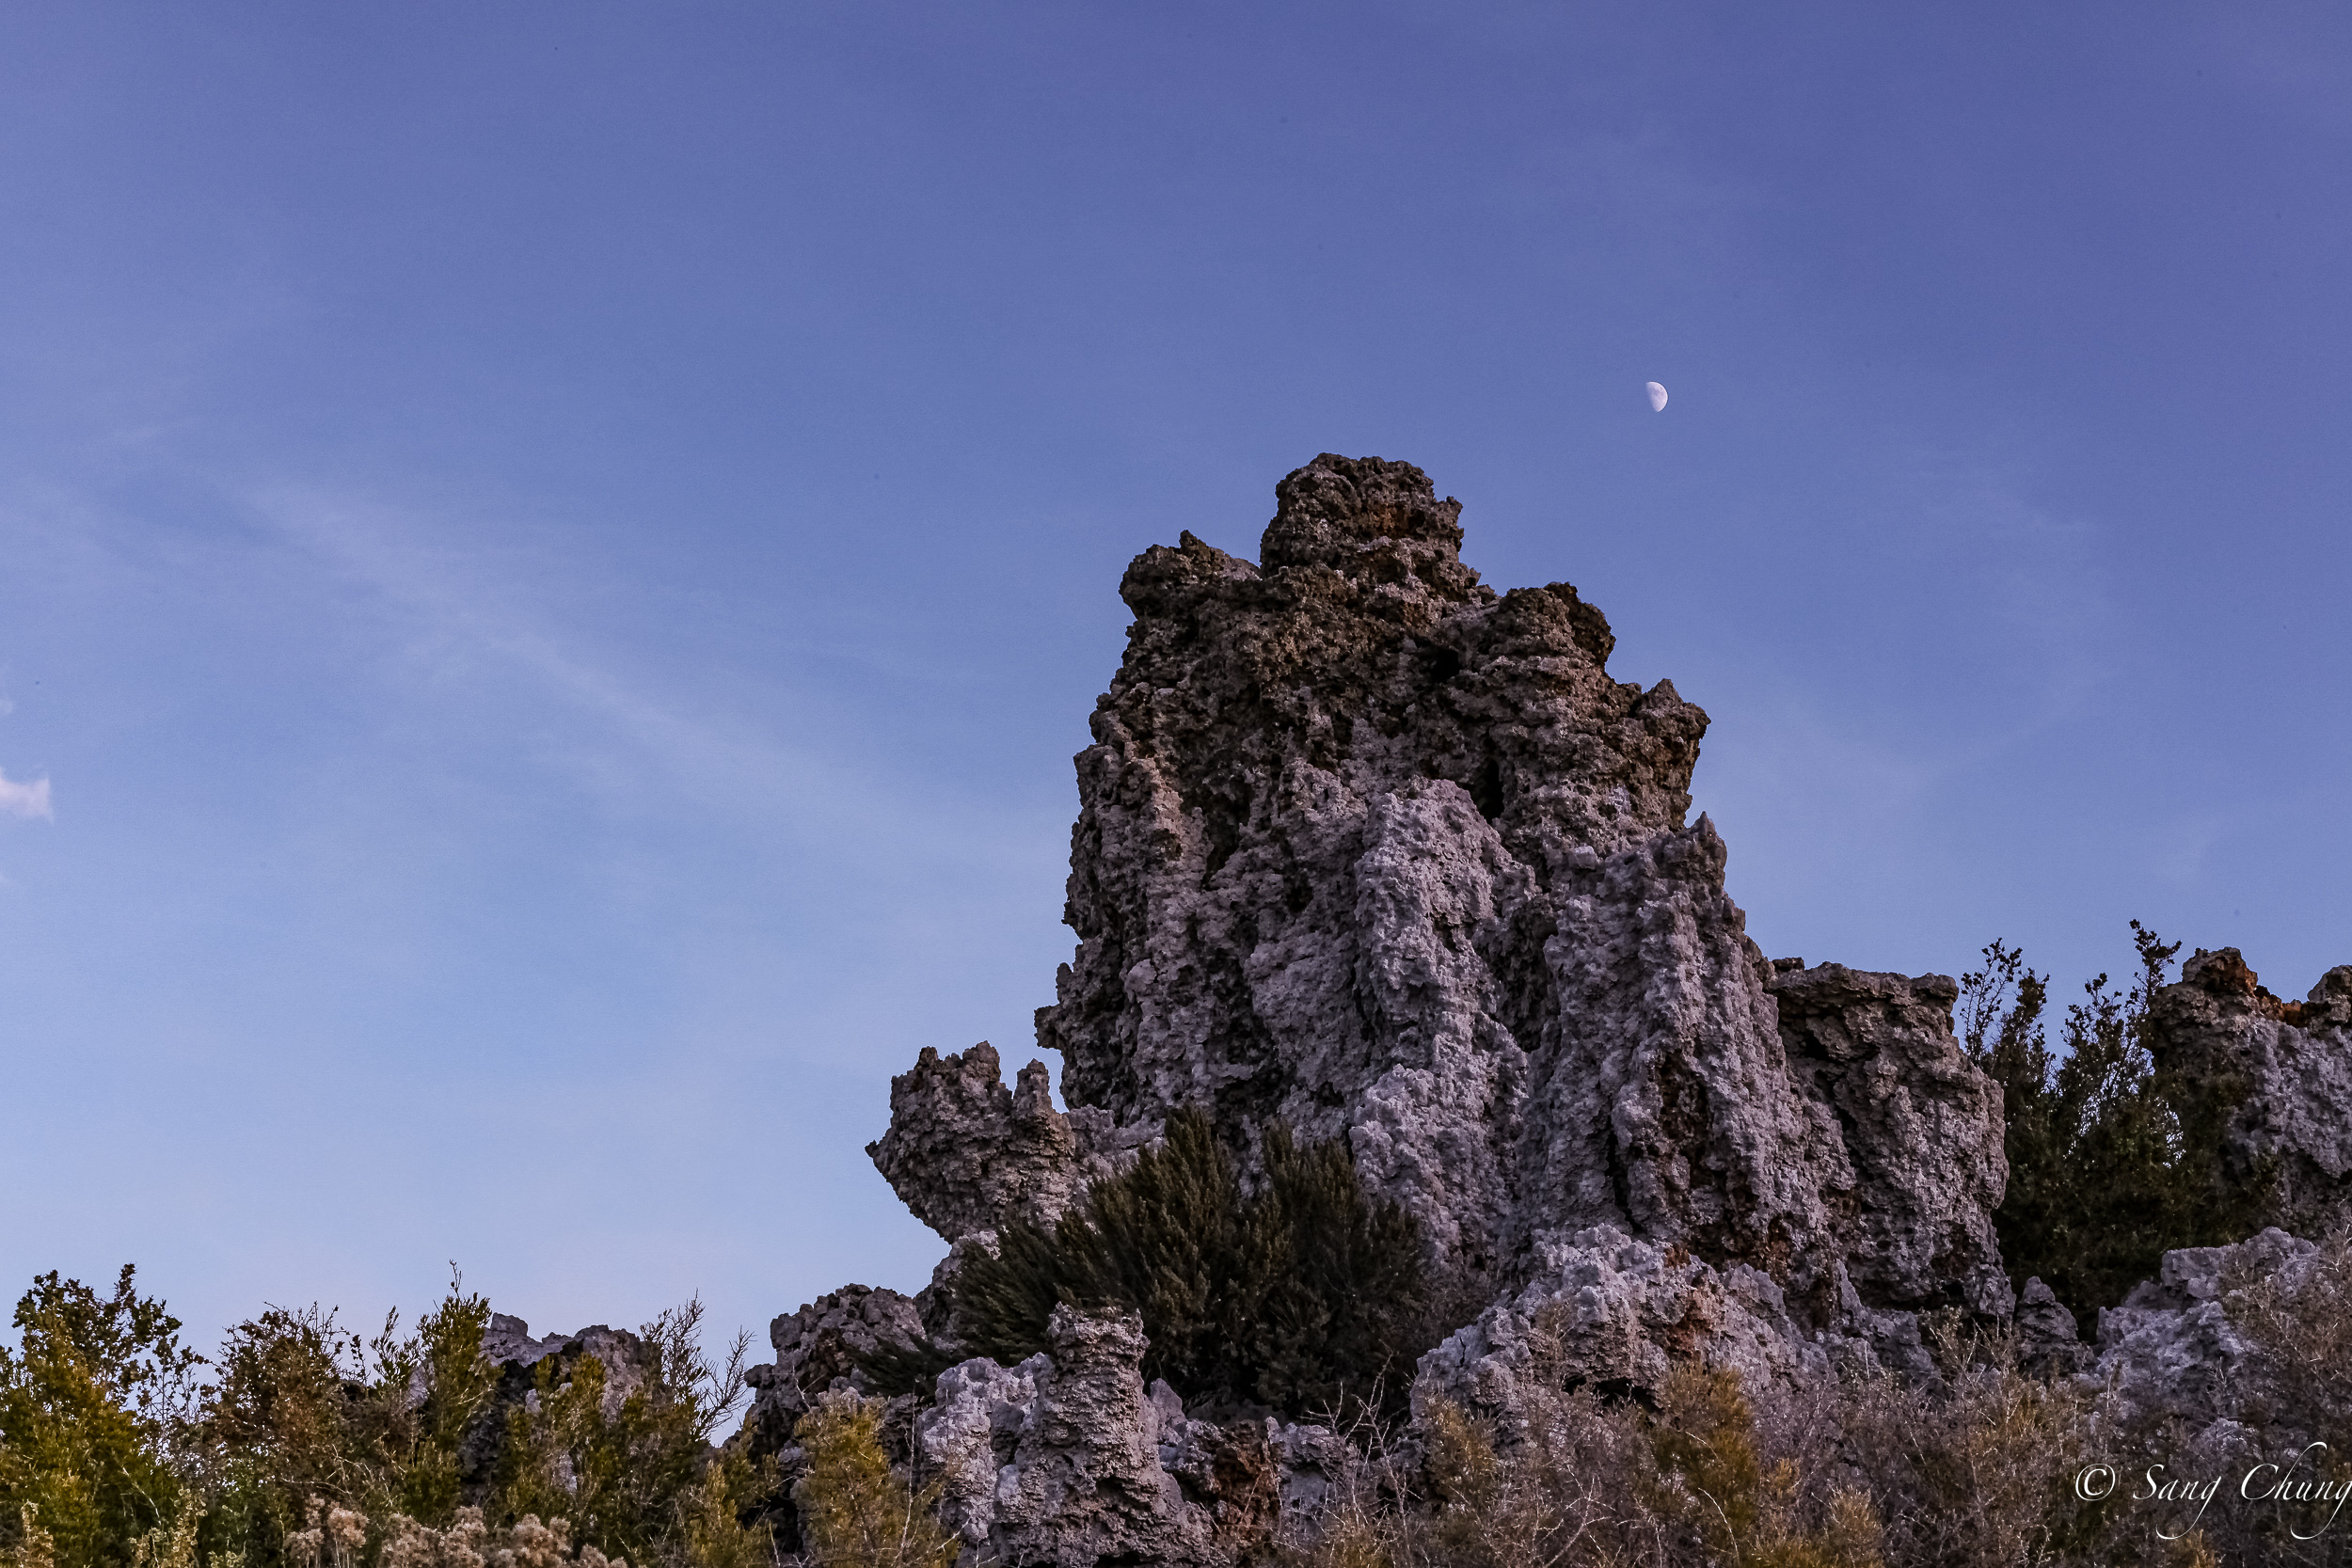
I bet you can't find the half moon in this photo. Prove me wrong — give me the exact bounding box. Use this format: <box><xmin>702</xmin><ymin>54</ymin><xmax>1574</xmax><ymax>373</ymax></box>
<box><xmin>1645</xmin><ymin>381</ymin><xmax>1669</xmax><ymax>413</ymax></box>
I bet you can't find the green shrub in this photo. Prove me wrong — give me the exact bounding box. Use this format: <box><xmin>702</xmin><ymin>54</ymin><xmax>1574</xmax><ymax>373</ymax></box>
<box><xmin>0</xmin><ymin>1267</ymin><xmax>200</xmax><ymax>1568</ymax></box>
<box><xmin>1641</xmin><ymin>1366</ymin><xmax>1884</xmax><ymax>1568</ymax></box>
<box><xmin>926</xmin><ymin>1108</ymin><xmax>1428</xmax><ymax>1418</ymax></box>
<box><xmin>1961</xmin><ymin>924</ymin><xmax>2268</xmax><ymax>1322</ymax></box>
<box><xmin>4</xmin><ymin>1264</ymin><xmax>766</xmax><ymax>1568</ymax></box>
<box><xmin>490</xmin><ymin>1300</ymin><xmax>768</xmax><ymax>1568</ymax></box>
<box><xmin>185</xmin><ymin>1279</ymin><xmax>501</xmax><ymax>1568</ymax></box>
<box><xmin>787</xmin><ymin>1394</ymin><xmax>954</xmax><ymax>1568</ymax></box>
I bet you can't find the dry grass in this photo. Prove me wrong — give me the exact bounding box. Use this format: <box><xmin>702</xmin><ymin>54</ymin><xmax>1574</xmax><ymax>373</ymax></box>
<box><xmin>1279</xmin><ymin>1309</ymin><xmax>2262</xmax><ymax>1568</ymax></box>
<box><xmin>286</xmin><ymin>1502</ymin><xmax>637</xmax><ymax>1568</ymax></box>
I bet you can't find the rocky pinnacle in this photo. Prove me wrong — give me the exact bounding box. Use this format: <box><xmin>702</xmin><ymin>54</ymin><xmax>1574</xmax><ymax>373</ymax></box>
<box><xmin>874</xmin><ymin>454</ymin><xmax>2009</xmax><ymax>1329</ymax></box>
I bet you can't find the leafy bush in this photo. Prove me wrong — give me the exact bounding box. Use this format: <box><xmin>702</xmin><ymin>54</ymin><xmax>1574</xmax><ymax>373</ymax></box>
<box><xmin>1961</xmin><ymin>924</ymin><xmax>2268</xmax><ymax>1322</ymax></box>
<box><xmin>934</xmin><ymin>1108</ymin><xmax>1427</xmax><ymax>1418</ymax></box>
<box><xmin>0</xmin><ymin>1267</ymin><xmax>201</xmax><ymax>1568</ymax></box>
<box><xmin>489</xmin><ymin>1302</ymin><xmax>764</xmax><ymax>1568</ymax></box>
<box><xmin>787</xmin><ymin>1394</ymin><xmax>954</xmax><ymax>1568</ymax></box>
<box><xmin>3</xmin><ymin>1269</ymin><xmax>769</xmax><ymax>1568</ymax></box>
<box><xmin>184</xmin><ymin>1282</ymin><xmax>502</xmax><ymax>1568</ymax></box>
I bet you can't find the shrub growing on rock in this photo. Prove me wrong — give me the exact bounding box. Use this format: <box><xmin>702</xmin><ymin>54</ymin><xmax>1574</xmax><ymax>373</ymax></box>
<box><xmin>1961</xmin><ymin>924</ymin><xmax>2269</xmax><ymax>1322</ymax></box>
<box><xmin>938</xmin><ymin>1108</ymin><xmax>1426</xmax><ymax>1418</ymax></box>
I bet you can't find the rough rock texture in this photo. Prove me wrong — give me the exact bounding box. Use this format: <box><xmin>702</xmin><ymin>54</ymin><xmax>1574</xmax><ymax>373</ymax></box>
<box><xmin>866</xmin><ymin>1044</ymin><xmax>1137</xmax><ymax>1244</ymax></box>
<box><xmin>2090</xmin><ymin>1228</ymin><xmax>2323</xmax><ymax>1438</ymax></box>
<box><xmin>739</xmin><ymin>1285</ymin><xmax>927</xmax><ymax>1459</ymax></box>
<box><xmin>876</xmin><ymin>454</ymin><xmax>2009</xmax><ymax>1339</ymax></box>
<box><xmin>1409</xmin><ymin>1223</ymin><xmax>1921</xmax><ymax>1435</ymax></box>
<box><xmin>915</xmin><ymin>1306</ymin><xmax>1331</xmax><ymax>1568</ymax></box>
<box><xmin>1767</xmin><ymin>962</ymin><xmax>2011</xmax><ymax>1317</ymax></box>
<box><xmin>2012</xmin><ymin>1278</ymin><xmax>2088</xmax><ymax>1378</ymax></box>
<box><xmin>2148</xmin><ymin>948</ymin><xmax>2352</xmax><ymax>1237</ymax></box>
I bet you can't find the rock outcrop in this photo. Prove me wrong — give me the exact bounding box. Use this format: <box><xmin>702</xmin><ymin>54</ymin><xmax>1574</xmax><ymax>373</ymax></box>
<box><xmin>2090</xmin><ymin>1227</ymin><xmax>2339</xmax><ymax>1444</ymax></box>
<box><xmin>735</xmin><ymin>455</ymin><xmax>2352</xmax><ymax>1563</ymax></box>
<box><xmin>867</xmin><ymin>1043</ymin><xmax>1138</xmax><ymax>1245</ymax></box>
<box><xmin>2148</xmin><ymin>948</ymin><xmax>2352</xmax><ymax>1238</ymax></box>
<box><xmin>1409</xmin><ymin>1223</ymin><xmax>1892</xmax><ymax>1435</ymax></box>
<box><xmin>874</xmin><ymin>454</ymin><xmax>2010</xmax><ymax>1345</ymax></box>
<box><xmin>915</xmin><ymin>1306</ymin><xmax>1337</xmax><ymax>1568</ymax></box>
<box><xmin>481</xmin><ymin>1314</ymin><xmax>655</xmax><ymax>1401</ymax></box>
<box><xmin>1767</xmin><ymin>962</ymin><xmax>2010</xmax><ymax>1317</ymax></box>
<box><xmin>739</xmin><ymin>1285</ymin><xmax>928</xmax><ymax>1459</ymax></box>
<box><xmin>2012</xmin><ymin>1277</ymin><xmax>2089</xmax><ymax>1377</ymax></box>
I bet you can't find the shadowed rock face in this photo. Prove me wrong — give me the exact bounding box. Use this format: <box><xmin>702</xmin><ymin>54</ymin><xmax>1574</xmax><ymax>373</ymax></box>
<box><xmin>2149</xmin><ymin>948</ymin><xmax>2352</xmax><ymax>1237</ymax></box>
<box><xmin>738</xmin><ymin>1285</ymin><xmax>927</xmax><ymax>1460</ymax></box>
<box><xmin>866</xmin><ymin>1044</ymin><xmax>1129</xmax><ymax>1244</ymax></box>
<box><xmin>2090</xmin><ymin>1227</ymin><xmax>2328</xmax><ymax>1439</ymax></box>
<box><xmin>1769</xmin><ymin>962</ymin><xmax>2010</xmax><ymax>1316</ymax></box>
<box><xmin>876</xmin><ymin>453</ymin><xmax>2008</xmax><ymax>1332</ymax></box>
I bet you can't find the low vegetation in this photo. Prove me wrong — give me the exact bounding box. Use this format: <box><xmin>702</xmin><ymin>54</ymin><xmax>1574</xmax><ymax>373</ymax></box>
<box><xmin>1286</xmin><ymin>1310</ymin><xmax>2240</xmax><ymax>1568</ymax></box>
<box><xmin>0</xmin><ymin>1271</ymin><xmax>775</xmax><ymax>1568</ymax></box>
<box><xmin>898</xmin><ymin>1107</ymin><xmax>1429</xmax><ymax>1420</ymax></box>
<box><xmin>12</xmin><ymin>925</ymin><xmax>2342</xmax><ymax>1568</ymax></box>
<box><xmin>786</xmin><ymin>1394</ymin><xmax>953</xmax><ymax>1568</ymax></box>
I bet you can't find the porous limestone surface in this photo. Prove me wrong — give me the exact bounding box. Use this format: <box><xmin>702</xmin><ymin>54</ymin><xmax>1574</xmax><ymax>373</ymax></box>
<box><xmin>1408</xmin><ymin>1223</ymin><xmax>1927</xmax><ymax>1437</ymax></box>
<box><xmin>2090</xmin><ymin>1228</ymin><xmax>2328</xmax><ymax>1447</ymax></box>
<box><xmin>914</xmin><ymin>1306</ymin><xmax>1332</xmax><ymax>1568</ymax></box>
<box><xmin>867</xmin><ymin>1046</ymin><xmax>1133</xmax><ymax>1245</ymax></box>
<box><xmin>2148</xmin><ymin>949</ymin><xmax>2352</xmax><ymax>1237</ymax></box>
<box><xmin>739</xmin><ymin>1284</ymin><xmax>926</xmax><ymax>1458</ymax></box>
<box><xmin>878</xmin><ymin>454</ymin><xmax>2009</xmax><ymax>1337</ymax></box>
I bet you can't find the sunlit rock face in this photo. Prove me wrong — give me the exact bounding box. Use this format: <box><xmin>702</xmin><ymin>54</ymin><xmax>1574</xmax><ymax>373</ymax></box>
<box><xmin>880</xmin><ymin>453</ymin><xmax>2009</xmax><ymax>1338</ymax></box>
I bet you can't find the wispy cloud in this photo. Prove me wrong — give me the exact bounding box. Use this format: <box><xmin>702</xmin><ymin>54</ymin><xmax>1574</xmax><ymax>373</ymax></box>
<box><xmin>243</xmin><ymin>485</ymin><xmax>1057</xmax><ymax>875</ymax></box>
<box><xmin>0</xmin><ymin>768</ymin><xmax>52</xmax><ymax>820</ymax></box>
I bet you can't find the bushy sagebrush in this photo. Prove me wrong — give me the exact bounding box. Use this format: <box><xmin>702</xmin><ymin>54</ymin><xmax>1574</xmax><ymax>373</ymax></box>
<box><xmin>2</xmin><ymin>1269</ymin><xmax>771</xmax><ymax>1568</ymax></box>
<box><xmin>1774</xmin><ymin>1317</ymin><xmax>2108</xmax><ymax>1568</ymax></box>
<box><xmin>1288</xmin><ymin>1322</ymin><xmax>2199</xmax><ymax>1568</ymax></box>
<box><xmin>786</xmin><ymin>1394</ymin><xmax>953</xmax><ymax>1568</ymax></box>
<box><xmin>289</xmin><ymin>1500</ymin><xmax>630</xmax><ymax>1568</ymax></box>
<box><xmin>937</xmin><ymin>1108</ymin><xmax>1427</xmax><ymax>1418</ymax></box>
<box><xmin>1293</xmin><ymin>1364</ymin><xmax>1888</xmax><ymax>1568</ymax></box>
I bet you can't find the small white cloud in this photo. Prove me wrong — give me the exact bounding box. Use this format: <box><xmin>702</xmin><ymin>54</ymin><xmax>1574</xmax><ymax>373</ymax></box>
<box><xmin>0</xmin><ymin>768</ymin><xmax>52</xmax><ymax>820</ymax></box>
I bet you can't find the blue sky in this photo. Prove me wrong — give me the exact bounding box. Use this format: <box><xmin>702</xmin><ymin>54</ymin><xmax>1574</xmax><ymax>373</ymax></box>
<box><xmin>4</xmin><ymin>2</ymin><xmax>2347</xmax><ymax>1361</ymax></box>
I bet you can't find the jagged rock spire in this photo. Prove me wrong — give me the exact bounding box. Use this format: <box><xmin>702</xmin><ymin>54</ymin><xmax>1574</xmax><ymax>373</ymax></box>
<box><xmin>877</xmin><ymin>454</ymin><xmax>2009</xmax><ymax>1338</ymax></box>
